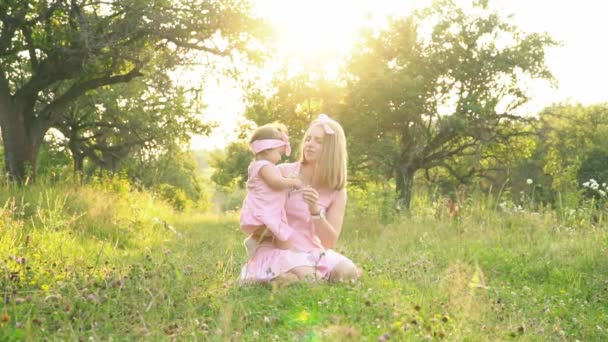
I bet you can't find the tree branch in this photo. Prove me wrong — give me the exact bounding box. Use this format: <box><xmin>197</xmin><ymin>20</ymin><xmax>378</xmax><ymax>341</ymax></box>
<box><xmin>41</xmin><ymin>67</ymin><xmax>143</xmax><ymax>127</ymax></box>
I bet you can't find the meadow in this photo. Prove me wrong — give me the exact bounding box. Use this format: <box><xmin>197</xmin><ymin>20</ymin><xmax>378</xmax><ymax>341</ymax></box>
<box><xmin>1</xmin><ymin>181</ymin><xmax>607</xmax><ymax>341</ymax></box>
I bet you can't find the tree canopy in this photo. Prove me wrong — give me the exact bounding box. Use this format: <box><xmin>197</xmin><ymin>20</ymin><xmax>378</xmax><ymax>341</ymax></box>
<box><xmin>221</xmin><ymin>0</ymin><xmax>556</xmax><ymax>209</ymax></box>
<box><xmin>0</xmin><ymin>0</ymin><xmax>267</xmax><ymax>181</ymax></box>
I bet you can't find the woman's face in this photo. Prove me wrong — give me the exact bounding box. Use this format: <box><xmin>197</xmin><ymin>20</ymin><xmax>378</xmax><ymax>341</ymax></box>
<box><xmin>303</xmin><ymin>125</ymin><xmax>325</xmax><ymax>163</ymax></box>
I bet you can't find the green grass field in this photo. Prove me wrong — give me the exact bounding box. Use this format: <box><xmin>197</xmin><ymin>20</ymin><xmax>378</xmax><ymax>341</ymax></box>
<box><xmin>1</xmin><ymin>184</ymin><xmax>607</xmax><ymax>340</ymax></box>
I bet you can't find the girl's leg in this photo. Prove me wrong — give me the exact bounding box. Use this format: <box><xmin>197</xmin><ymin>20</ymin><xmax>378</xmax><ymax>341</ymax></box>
<box><xmin>243</xmin><ymin>235</ymin><xmax>258</xmax><ymax>257</ymax></box>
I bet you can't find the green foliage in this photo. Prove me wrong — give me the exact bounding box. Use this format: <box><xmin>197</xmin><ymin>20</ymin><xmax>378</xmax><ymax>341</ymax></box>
<box><xmin>157</xmin><ymin>183</ymin><xmax>188</xmax><ymax>211</ymax></box>
<box><xmin>125</xmin><ymin>148</ymin><xmax>211</xmax><ymax>210</ymax></box>
<box><xmin>0</xmin><ymin>0</ymin><xmax>269</xmax><ymax>180</ymax></box>
<box><xmin>578</xmin><ymin>149</ymin><xmax>608</xmax><ymax>193</ymax></box>
<box><xmin>58</xmin><ymin>60</ymin><xmax>210</xmax><ymax>175</ymax></box>
<box><xmin>339</xmin><ymin>0</ymin><xmax>556</xmax><ymax>208</ymax></box>
<box><xmin>2</xmin><ymin>181</ymin><xmax>607</xmax><ymax>340</ymax></box>
<box><xmin>210</xmin><ymin>142</ymin><xmax>251</xmax><ymax>188</ymax></box>
<box><xmin>537</xmin><ymin>103</ymin><xmax>608</xmax><ymax>197</ymax></box>
<box><xmin>243</xmin><ymin>72</ymin><xmax>344</xmax><ymax>145</ymax></box>
<box><xmin>35</xmin><ymin>132</ymin><xmax>73</xmax><ymax>182</ymax></box>
<box><xmin>227</xmin><ymin>0</ymin><xmax>556</xmax><ymax>209</ymax></box>
<box><xmin>213</xmin><ymin>181</ymin><xmax>247</xmax><ymax>212</ymax></box>
<box><xmin>347</xmin><ymin>182</ymin><xmax>398</xmax><ymax>224</ymax></box>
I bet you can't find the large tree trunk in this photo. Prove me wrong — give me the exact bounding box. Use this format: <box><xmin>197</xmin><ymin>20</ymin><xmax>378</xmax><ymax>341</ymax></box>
<box><xmin>0</xmin><ymin>104</ymin><xmax>44</xmax><ymax>182</ymax></box>
<box><xmin>395</xmin><ymin>165</ymin><xmax>416</xmax><ymax>211</ymax></box>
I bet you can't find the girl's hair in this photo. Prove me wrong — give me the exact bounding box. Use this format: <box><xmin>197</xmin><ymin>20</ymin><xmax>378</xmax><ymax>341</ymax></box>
<box><xmin>299</xmin><ymin>117</ymin><xmax>347</xmax><ymax>190</ymax></box>
<box><xmin>249</xmin><ymin>123</ymin><xmax>287</xmax><ymax>144</ymax></box>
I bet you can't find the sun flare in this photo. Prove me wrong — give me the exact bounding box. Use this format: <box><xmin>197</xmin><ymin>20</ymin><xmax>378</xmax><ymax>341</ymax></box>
<box><xmin>254</xmin><ymin>0</ymin><xmax>413</xmax><ymax>73</ymax></box>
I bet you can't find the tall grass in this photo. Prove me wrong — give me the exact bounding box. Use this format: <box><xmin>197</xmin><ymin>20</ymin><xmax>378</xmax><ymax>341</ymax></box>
<box><xmin>1</xmin><ymin>181</ymin><xmax>606</xmax><ymax>340</ymax></box>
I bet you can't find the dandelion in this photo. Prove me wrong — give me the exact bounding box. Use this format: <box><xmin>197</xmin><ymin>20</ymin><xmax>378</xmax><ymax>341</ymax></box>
<box><xmin>526</xmin><ymin>178</ymin><xmax>533</xmax><ymax>185</ymax></box>
<box><xmin>297</xmin><ymin>310</ymin><xmax>310</xmax><ymax>322</ymax></box>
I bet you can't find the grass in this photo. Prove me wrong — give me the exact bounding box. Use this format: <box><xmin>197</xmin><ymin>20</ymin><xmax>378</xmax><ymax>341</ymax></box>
<box><xmin>1</xmin><ymin>183</ymin><xmax>607</xmax><ymax>340</ymax></box>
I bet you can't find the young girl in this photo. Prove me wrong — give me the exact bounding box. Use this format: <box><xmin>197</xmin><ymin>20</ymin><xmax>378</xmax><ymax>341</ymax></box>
<box><xmin>240</xmin><ymin>123</ymin><xmax>303</xmax><ymax>257</ymax></box>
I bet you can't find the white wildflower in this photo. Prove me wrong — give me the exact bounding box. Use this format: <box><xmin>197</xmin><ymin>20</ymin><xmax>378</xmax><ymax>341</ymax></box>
<box><xmin>526</xmin><ymin>179</ymin><xmax>533</xmax><ymax>185</ymax></box>
<box><xmin>583</xmin><ymin>182</ymin><xmax>590</xmax><ymax>188</ymax></box>
<box><xmin>599</xmin><ymin>190</ymin><xmax>606</xmax><ymax>197</ymax></box>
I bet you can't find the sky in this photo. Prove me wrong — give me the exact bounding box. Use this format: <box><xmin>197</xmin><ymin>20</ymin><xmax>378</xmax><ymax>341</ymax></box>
<box><xmin>190</xmin><ymin>0</ymin><xmax>608</xmax><ymax>150</ymax></box>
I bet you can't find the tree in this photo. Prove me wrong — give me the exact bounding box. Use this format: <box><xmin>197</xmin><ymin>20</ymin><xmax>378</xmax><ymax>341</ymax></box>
<box><xmin>537</xmin><ymin>103</ymin><xmax>608</xmax><ymax>196</ymax></box>
<box><xmin>210</xmin><ymin>141</ymin><xmax>251</xmax><ymax>188</ymax></box>
<box><xmin>125</xmin><ymin>146</ymin><xmax>211</xmax><ymax>208</ymax></box>
<box><xmin>209</xmin><ymin>70</ymin><xmax>343</xmax><ymax>189</ymax></box>
<box><xmin>0</xmin><ymin>0</ymin><xmax>265</xmax><ymax>181</ymax></box>
<box><xmin>340</xmin><ymin>0</ymin><xmax>555</xmax><ymax>209</ymax></box>
<box><xmin>243</xmin><ymin>70</ymin><xmax>343</xmax><ymax>147</ymax></box>
<box><xmin>56</xmin><ymin>58</ymin><xmax>209</xmax><ymax>177</ymax></box>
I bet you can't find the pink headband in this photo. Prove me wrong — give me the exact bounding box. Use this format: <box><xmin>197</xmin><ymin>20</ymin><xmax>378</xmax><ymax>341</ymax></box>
<box><xmin>250</xmin><ymin>136</ymin><xmax>291</xmax><ymax>156</ymax></box>
<box><xmin>312</xmin><ymin>113</ymin><xmax>335</xmax><ymax>135</ymax></box>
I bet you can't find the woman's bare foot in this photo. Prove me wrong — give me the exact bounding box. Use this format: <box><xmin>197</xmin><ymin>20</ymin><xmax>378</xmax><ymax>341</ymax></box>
<box><xmin>270</xmin><ymin>272</ymin><xmax>300</xmax><ymax>290</ymax></box>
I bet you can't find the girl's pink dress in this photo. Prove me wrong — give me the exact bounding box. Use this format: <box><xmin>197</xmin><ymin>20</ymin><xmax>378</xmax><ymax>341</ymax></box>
<box><xmin>240</xmin><ymin>160</ymin><xmax>293</xmax><ymax>242</ymax></box>
<box><xmin>239</xmin><ymin>162</ymin><xmax>358</xmax><ymax>282</ymax></box>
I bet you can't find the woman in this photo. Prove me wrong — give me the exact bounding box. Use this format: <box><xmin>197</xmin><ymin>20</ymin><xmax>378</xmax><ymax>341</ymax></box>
<box><xmin>239</xmin><ymin>114</ymin><xmax>361</xmax><ymax>284</ymax></box>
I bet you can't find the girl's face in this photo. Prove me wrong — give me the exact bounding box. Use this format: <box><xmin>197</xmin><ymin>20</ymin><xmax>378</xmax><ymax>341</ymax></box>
<box><xmin>262</xmin><ymin>146</ymin><xmax>285</xmax><ymax>164</ymax></box>
<box><xmin>303</xmin><ymin>125</ymin><xmax>325</xmax><ymax>163</ymax></box>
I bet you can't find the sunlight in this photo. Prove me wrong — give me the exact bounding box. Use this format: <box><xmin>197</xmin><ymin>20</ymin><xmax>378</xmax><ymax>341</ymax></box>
<box><xmin>191</xmin><ymin>0</ymin><xmax>415</xmax><ymax>150</ymax></box>
<box><xmin>190</xmin><ymin>0</ymin><xmax>608</xmax><ymax>150</ymax></box>
<box><xmin>254</xmin><ymin>0</ymin><xmax>413</xmax><ymax>74</ymax></box>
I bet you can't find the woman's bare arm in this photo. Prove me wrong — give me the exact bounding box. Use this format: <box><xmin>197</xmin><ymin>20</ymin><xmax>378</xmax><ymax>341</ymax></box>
<box><xmin>302</xmin><ymin>187</ymin><xmax>347</xmax><ymax>249</ymax></box>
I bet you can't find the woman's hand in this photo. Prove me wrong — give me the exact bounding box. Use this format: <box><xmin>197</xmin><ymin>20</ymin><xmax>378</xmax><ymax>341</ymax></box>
<box><xmin>300</xmin><ymin>186</ymin><xmax>320</xmax><ymax>214</ymax></box>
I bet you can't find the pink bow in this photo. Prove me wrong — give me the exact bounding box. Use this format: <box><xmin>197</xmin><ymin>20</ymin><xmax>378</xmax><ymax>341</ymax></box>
<box><xmin>312</xmin><ymin>113</ymin><xmax>335</xmax><ymax>135</ymax></box>
<box><xmin>250</xmin><ymin>138</ymin><xmax>291</xmax><ymax>156</ymax></box>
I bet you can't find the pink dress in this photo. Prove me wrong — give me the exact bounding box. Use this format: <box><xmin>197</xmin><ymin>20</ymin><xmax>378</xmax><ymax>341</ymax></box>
<box><xmin>239</xmin><ymin>162</ymin><xmax>358</xmax><ymax>282</ymax></box>
<box><xmin>240</xmin><ymin>160</ymin><xmax>293</xmax><ymax>242</ymax></box>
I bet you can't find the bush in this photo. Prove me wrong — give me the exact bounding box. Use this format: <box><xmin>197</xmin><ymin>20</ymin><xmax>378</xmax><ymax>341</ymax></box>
<box><xmin>157</xmin><ymin>183</ymin><xmax>188</xmax><ymax>211</ymax></box>
<box><xmin>577</xmin><ymin>148</ymin><xmax>608</xmax><ymax>199</ymax></box>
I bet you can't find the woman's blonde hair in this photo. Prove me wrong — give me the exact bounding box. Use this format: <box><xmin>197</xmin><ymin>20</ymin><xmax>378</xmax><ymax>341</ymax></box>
<box><xmin>300</xmin><ymin>116</ymin><xmax>347</xmax><ymax>190</ymax></box>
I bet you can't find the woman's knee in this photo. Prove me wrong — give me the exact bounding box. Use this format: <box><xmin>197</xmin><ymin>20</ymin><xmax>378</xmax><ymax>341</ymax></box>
<box><xmin>329</xmin><ymin>261</ymin><xmax>361</xmax><ymax>282</ymax></box>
